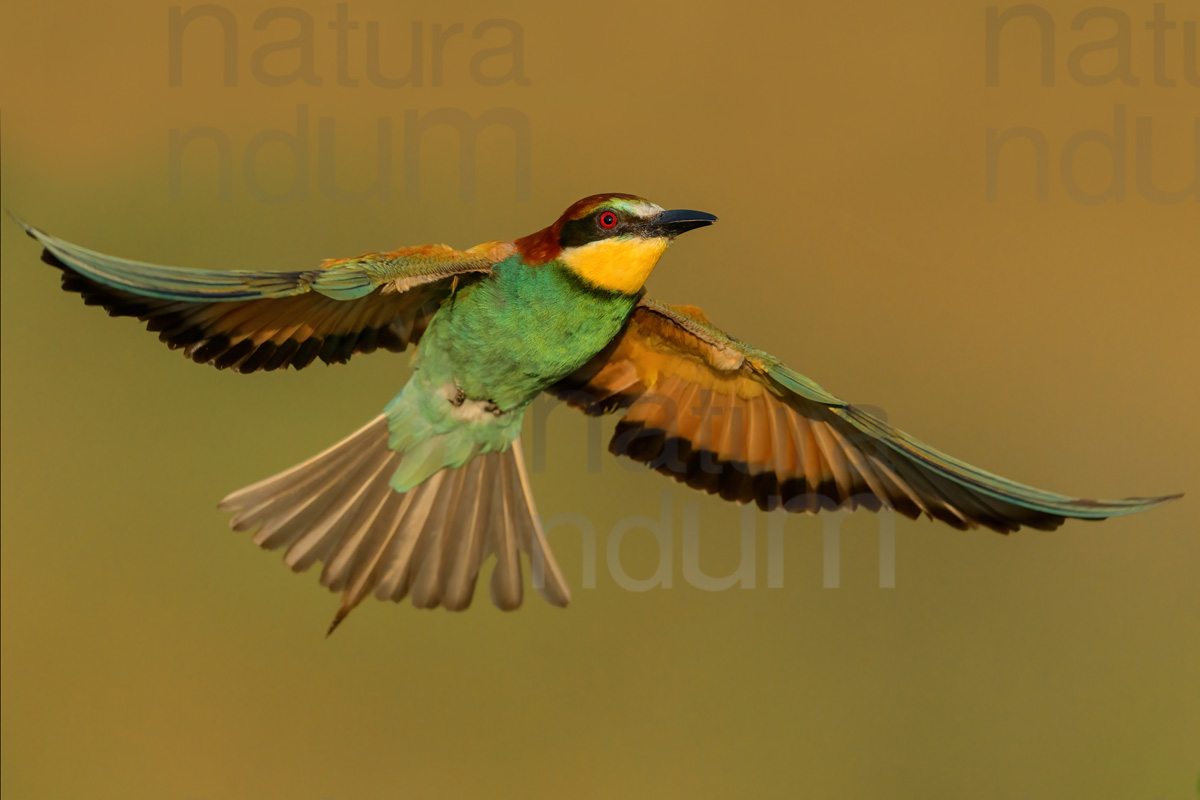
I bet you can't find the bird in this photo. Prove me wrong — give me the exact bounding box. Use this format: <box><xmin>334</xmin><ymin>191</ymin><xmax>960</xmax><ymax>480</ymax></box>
<box><xmin>14</xmin><ymin>194</ymin><xmax>1180</xmax><ymax>631</ymax></box>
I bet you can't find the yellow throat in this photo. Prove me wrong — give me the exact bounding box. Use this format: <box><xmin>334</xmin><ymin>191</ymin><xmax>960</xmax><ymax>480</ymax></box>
<box><xmin>560</xmin><ymin>236</ymin><xmax>670</xmax><ymax>295</ymax></box>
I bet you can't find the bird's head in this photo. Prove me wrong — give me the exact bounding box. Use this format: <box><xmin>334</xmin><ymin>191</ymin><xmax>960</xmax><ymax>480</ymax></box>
<box><xmin>515</xmin><ymin>193</ymin><xmax>717</xmax><ymax>295</ymax></box>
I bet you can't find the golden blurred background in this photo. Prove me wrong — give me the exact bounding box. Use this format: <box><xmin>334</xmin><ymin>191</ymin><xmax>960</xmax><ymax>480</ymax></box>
<box><xmin>2</xmin><ymin>0</ymin><xmax>1197</xmax><ymax>797</ymax></box>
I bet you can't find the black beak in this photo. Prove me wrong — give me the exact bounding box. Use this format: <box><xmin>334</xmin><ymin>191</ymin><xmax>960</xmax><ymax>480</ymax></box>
<box><xmin>649</xmin><ymin>208</ymin><xmax>718</xmax><ymax>238</ymax></box>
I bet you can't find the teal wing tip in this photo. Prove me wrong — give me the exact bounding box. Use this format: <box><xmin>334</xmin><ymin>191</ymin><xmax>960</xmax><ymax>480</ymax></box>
<box><xmin>5</xmin><ymin>209</ymin><xmax>36</xmax><ymax>238</ymax></box>
<box><xmin>1132</xmin><ymin>490</ymin><xmax>1183</xmax><ymax>508</ymax></box>
<box><xmin>1080</xmin><ymin>491</ymin><xmax>1183</xmax><ymax>518</ymax></box>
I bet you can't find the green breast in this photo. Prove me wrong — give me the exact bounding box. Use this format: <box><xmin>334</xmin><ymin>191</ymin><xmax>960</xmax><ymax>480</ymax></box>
<box><xmin>417</xmin><ymin>256</ymin><xmax>638</xmax><ymax>410</ymax></box>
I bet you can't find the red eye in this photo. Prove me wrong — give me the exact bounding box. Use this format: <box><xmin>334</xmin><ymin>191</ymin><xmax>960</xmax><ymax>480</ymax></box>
<box><xmin>598</xmin><ymin>211</ymin><xmax>618</xmax><ymax>229</ymax></box>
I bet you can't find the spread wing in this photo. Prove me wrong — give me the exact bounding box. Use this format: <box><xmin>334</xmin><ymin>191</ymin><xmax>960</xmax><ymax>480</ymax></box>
<box><xmin>17</xmin><ymin>217</ymin><xmax>512</xmax><ymax>372</ymax></box>
<box><xmin>550</xmin><ymin>297</ymin><xmax>1180</xmax><ymax>533</ymax></box>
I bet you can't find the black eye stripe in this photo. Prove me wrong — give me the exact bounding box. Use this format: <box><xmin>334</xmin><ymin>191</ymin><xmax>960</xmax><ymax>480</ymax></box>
<box><xmin>558</xmin><ymin>208</ymin><xmax>628</xmax><ymax>248</ymax></box>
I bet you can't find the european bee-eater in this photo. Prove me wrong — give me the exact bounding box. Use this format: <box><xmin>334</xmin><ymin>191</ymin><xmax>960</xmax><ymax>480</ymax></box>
<box><xmin>15</xmin><ymin>195</ymin><xmax>1180</xmax><ymax>630</ymax></box>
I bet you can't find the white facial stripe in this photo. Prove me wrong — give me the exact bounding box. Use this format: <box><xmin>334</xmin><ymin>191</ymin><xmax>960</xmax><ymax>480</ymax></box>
<box><xmin>604</xmin><ymin>198</ymin><xmax>663</xmax><ymax>220</ymax></box>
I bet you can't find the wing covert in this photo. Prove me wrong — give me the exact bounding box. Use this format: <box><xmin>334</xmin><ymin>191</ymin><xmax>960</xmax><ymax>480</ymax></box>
<box><xmin>18</xmin><ymin>216</ymin><xmax>508</xmax><ymax>372</ymax></box>
<box><xmin>550</xmin><ymin>298</ymin><xmax>1179</xmax><ymax>532</ymax></box>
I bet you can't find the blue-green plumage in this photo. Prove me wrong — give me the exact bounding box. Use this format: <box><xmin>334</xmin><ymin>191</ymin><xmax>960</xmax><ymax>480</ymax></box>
<box><xmin>382</xmin><ymin>257</ymin><xmax>640</xmax><ymax>490</ymax></box>
<box><xmin>425</xmin><ymin>257</ymin><xmax>638</xmax><ymax>408</ymax></box>
<box><xmin>13</xmin><ymin>194</ymin><xmax>1181</xmax><ymax>625</ymax></box>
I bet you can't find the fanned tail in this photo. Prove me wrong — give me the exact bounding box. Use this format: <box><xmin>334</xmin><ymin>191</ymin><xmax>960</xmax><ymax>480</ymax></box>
<box><xmin>217</xmin><ymin>416</ymin><xmax>570</xmax><ymax>632</ymax></box>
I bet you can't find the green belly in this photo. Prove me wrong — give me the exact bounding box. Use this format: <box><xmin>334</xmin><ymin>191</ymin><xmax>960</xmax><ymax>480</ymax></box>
<box><xmin>416</xmin><ymin>257</ymin><xmax>637</xmax><ymax>411</ymax></box>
